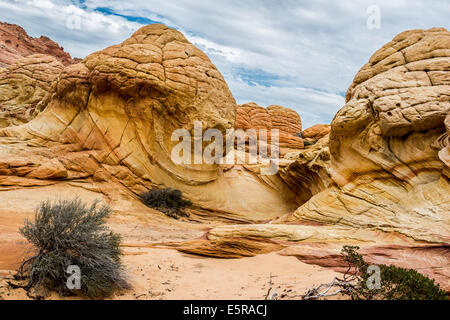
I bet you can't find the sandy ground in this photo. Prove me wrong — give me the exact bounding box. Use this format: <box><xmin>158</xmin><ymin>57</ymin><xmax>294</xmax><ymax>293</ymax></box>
<box><xmin>0</xmin><ymin>248</ymin><xmax>340</xmax><ymax>300</ymax></box>
<box><xmin>0</xmin><ymin>183</ymin><xmax>342</xmax><ymax>300</ymax></box>
<box><xmin>120</xmin><ymin>249</ymin><xmax>339</xmax><ymax>300</ymax></box>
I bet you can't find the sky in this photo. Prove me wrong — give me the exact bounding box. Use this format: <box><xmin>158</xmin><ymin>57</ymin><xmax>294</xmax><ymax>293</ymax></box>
<box><xmin>1</xmin><ymin>0</ymin><xmax>449</xmax><ymax>128</ymax></box>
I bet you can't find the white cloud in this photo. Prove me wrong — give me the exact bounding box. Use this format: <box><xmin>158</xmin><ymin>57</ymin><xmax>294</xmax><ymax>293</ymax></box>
<box><xmin>27</xmin><ymin>0</ymin><xmax>54</xmax><ymax>9</ymax></box>
<box><xmin>186</xmin><ymin>35</ymin><xmax>242</xmax><ymax>63</ymax></box>
<box><xmin>0</xmin><ymin>0</ymin><xmax>141</xmax><ymax>57</ymax></box>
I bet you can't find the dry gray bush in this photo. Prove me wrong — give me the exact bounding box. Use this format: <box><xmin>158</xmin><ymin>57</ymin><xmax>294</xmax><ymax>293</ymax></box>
<box><xmin>14</xmin><ymin>198</ymin><xmax>130</xmax><ymax>299</ymax></box>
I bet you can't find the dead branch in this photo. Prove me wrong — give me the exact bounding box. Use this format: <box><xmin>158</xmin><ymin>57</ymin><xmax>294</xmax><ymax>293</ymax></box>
<box><xmin>264</xmin><ymin>273</ymin><xmax>278</xmax><ymax>300</ymax></box>
<box><xmin>303</xmin><ymin>277</ymin><xmax>356</xmax><ymax>300</ymax></box>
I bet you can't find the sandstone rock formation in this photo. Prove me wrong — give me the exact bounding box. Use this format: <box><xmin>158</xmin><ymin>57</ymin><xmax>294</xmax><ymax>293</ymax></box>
<box><xmin>302</xmin><ymin>124</ymin><xmax>330</xmax><ymax>140</ymax></box>
<box><xmin>437</xmin><ymin>113</ymin><xmax>450</xmax><ymax>169</ymax></box>
<box><xmin>292</xmin><ymin>27</ymin><xmax>450</xmax><ymax>243</ymax></box>
<box><xmin>0</xmin><ymin>22</ymin><xmax>80</xmax><ymax>67</ymax></box>
<box><xmin>0</xmin><ymin>24</ymin><xmax>298</xmax><ymax>220</ymax></box>
<box><xmin>0</xmin><ymin>54</ymin><xmax>64</xmax><ymax>127</ymax></box>
<box><xmin>174</xmin><ymin>28</ymin><xmax>450</xmax><ymax>291</ymax></box>
<box><xmin>278</xmin><ymin>134</ymin><xmax>331</xmax><ymax>205</ymax></box>
<box><xmin>0</xmin><ymin>23</ymin><xmax>449</xmax><ymax>294</ymax></box>
<box><xmin>235</xmin><ymin>102</ymin><xmax>304</xmax><ymax>150</ymax></box>
<box><xmin>233</xmin><ymin>102</ymin><xmax>332</xmax><ymax>208</ymax></box>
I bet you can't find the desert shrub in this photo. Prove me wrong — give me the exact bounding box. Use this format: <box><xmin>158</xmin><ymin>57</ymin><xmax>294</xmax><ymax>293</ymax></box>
<box><xmin>140</xmin><ymin>188</ymin><xmax>192</xmax><ymax>219</ymax></box>
<box><xmin>304</xmin><ymin>246</ymin><xmax>447</xmax><ymax>300</ymax></box>
<box><xmin>304</xmin><ymin>139</ymin><xmax>318</xmax><ymax>146</ymax></box>
<box><xmin>340</xmin><ymin>246</ymin><xmax>447</xmax><ymax>300</ymax></box>
<box><xmin>16</xmin><ymin>199</ymin><xmax>130</xmax><ymax>299</ymax></box>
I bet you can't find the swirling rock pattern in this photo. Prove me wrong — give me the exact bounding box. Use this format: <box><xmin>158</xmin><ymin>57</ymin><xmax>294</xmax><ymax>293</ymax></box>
<box><xmin>293</xmin><ymin>28</ymin><xmax>450</xmax><ymax>243</ymax></box>
<box><xmin>0</xmin><ymin>54</ymin><xmax>63</xmax><ymax>127</ymax></box>
<box><xmin>278</xmin><ymin>134</ymin><xmax>331</xmax><ymax>205</ymax></box>
<box><xmin>183</xmin><ymin>28</ymin><xmax>450</xmax><ymax>291</ymax></box>
<box><xmin>437</xmin><ymin>113</ymin><xmax>450</xmax><ymax>170</ymax></box>
<box><xmin>0</xmin><ymin>24</ymin><xmax>298</xmax><ymax>220</ymax></box>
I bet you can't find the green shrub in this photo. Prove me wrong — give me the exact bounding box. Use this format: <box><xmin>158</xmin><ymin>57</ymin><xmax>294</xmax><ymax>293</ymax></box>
<box><xmin>16</xmin><ymin>199</ymin><xmax>130</xmax><ymax>299</ymax></box>
<box><xmin>340</xmin><ymin>246</ymin><xmax>448</xmax><ymax>300</ymax></box>
<box><xmin>140</xmin><ymin>188</ymin><xmax>192</xmax><ymax>219</ymax></box>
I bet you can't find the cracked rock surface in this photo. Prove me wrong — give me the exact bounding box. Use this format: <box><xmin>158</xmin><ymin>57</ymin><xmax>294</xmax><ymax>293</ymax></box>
<box><xmin>185</xmin><ymin>28</ymin><xmax>450</xmax><ymax>291</ymax></box>
<box><xmin>290</xmin><ymin>28</ymin><xmax>450</xmax><ymax>243</ymax></box>
<box><xmin>0</xmin><ymin>24</ymin><xmax>298</xmax><ymax>220</ymax></box>
<box><xmin>0</xmin><ymin>54</ymin><xmax>64</xmax><ymax>128</ymax></box>
<box><xmin>0</xmin><ymin>25</ymin><xmax>449</xmax><ymax>295</ymax></box>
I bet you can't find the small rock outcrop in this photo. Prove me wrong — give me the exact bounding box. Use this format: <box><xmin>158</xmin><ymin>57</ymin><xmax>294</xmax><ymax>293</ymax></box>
<box><xmin>302</xmin><ymin>124</ymin><xmax>330</xmax><ymax>140</ymax></box>
<box><xmin>235</xmin><ymin>102</ymin><xmax>304</xmax><ymax>151</ymax></box>
<box><xmin>0</xmin><ymin>54</ymin><xmax>64</xmax><ymax>127</ymax></box>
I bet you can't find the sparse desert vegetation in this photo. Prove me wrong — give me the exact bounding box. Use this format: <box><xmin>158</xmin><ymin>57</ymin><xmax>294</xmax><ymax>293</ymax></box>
<box><xmin>0</xmin><ymin>15</ymin><xmax>449</xmax><ymax>303</ymax></box>
<box><xmin>140</xmin><ymin>188</ymin><xmax>192</xmax><ymax>219</ymax></box>
<box><xmin>10</xmin><ymin>199</ymin><xmax>130</xmax><ymax>299</ymax></box>
<box><xmin>304</xmin><ymin>246</ymin><xmax>448</xmax><ymax>300</ymax></box>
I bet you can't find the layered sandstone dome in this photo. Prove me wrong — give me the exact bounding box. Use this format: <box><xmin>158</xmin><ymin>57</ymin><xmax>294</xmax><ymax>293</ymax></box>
<box><xmin>292</xmin><ymin>28</ymin><xmax>450</xmax><ymax>243</ymax></box>
<box><xmin>0</xmin><ymin>54</ymin><xmax>64</xmax><ymax>127</ymax></box>
<box><xmin>0</xmin><ymin>24</ymin><xmax>298</xmax><ymax>220</ymax></box>
<box><xmin>235</xmin><ymin>102</ymin><xmax>304</xmax><ymax>150</ymax></box>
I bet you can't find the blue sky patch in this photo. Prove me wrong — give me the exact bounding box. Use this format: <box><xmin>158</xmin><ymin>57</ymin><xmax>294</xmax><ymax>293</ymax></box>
<box><xmin>233</xmin><ymin>67</ymin><xmax>283</xmax><ymax>87</ymax></box>
<box><xmin>94</xmin><ymin>7</ymin><xmax>161</xmax><ymax>26</ymax></box>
